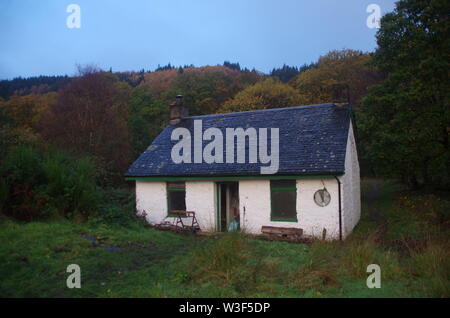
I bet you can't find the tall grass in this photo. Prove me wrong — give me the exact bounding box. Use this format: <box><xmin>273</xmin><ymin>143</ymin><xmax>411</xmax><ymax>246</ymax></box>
<box><xmin>189</xmin><ymin>232</ymin><xmax>250</xmax><ymax>282</ymax></box>
<box><xmin>187</xmin><ymin>231</ymin><xmax>278</xmax><ymax>295</ymax></box>
<box><xmin>287</xmin><ymin>240</ymin><xmax>340</xmax><ymax>292</ymax></box>
<box><xmin>286</xmin><ymin>232</ymin><xmax>403</xmax><ymax>294</ymax></box>
<box><xmin>408</xmin><ymin>241</ymin><xmax>450</xmax><ymax>297</ymax></box>
<box><xmin>185</xmin><ymin>225</ymin><xmax>448</xmax><ymax>297</ymax></box>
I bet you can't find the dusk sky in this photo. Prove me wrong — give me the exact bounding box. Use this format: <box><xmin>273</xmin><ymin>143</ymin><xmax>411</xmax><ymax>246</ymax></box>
<box><xmin>0</xmin><ymin>0</ymin><xmax>397</xmax><ymax>79</ymax></box>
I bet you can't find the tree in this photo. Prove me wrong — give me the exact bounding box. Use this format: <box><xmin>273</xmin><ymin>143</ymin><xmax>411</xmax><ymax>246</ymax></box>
<box><xmin>164</xmin><ymin>66</ymin><xmax>261</xmax><ymax>115</ymax></box>
<box><xmin>0</xmin><ymin>100</ymin><xmax>39</xmax><ymax>159</ymax></box>
<box><xmin>155</xmin><ymin>63</ymin><xmax>175</xmax><ymax>71</ymax></box>
<box><xmin>219</xmin><ymin>77</ymin><xmax>303</xmax><ymax>113</ymax></box>
<box><xmin>358</xmin><ymin>0</ymin><xmax>450</xmax><ymax>189</ymax></box>
<box><xmin>0</xmin><ymin>75</ymin><xmax>70</xmax><ymax>99</ymax></box>
<box><xmin>291</xmin><ymin>49</ymin><xmax>382</xmax><ymax>108</ymax></box>
<box><xmin>128</xmin><ymin>84</ymin><xmax>167</xmax><ymax>156</ymax></box>
<box><xmin>223</xmin><ymin>61</ymin><xmax>241</xmax><ymax>71</ymax></box>
<box><xmin>1</xmin><ymin>93</ymin><xmax>57</xmax><ymax>131</ymax></box>
<box><xmin>270</xmin><ymin>64</ymin><xmax>299</xmax><ymax>83</ymax></box>
<box><xmin>41</xmin><ymin>69</ymin><xmax>133</xmax><ymax>173</ymax></box>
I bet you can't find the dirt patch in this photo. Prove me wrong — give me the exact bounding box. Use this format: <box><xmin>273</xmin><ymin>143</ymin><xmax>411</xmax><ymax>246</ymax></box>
<box><xmin>79</xmin><ymin>234</ymin><xmax>157</xmax><ymax>252</ymax></box>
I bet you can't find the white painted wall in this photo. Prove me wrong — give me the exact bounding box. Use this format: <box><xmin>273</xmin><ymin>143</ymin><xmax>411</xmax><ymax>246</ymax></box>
<box><xmin>135</xmin><ymin>177</ymin><xmax>353</xmax><ymax>239</ymax></box>
<box><xmin>135</xmin><ymin>180</ymin><xmax>167</xmax><ymax>224</ymax></box>
<box><xmin>238</xmin><ymin>180</ymin><xmax>271</xmax><ymax>234</ymax></box>
<box><xmin>185</xmin><ymin>181</ymin><xmax>216</xmax><ymax>231</ymax></box>
<box><xmin>238</xmin><ymin>178</ymin><xmax>340</xmax><ymax>239</ymax></box>
<box><xmin>135</xmin><ymin>180</ymin><xmax>217</xmax><ymax>229</ymax></box>
<box><xmin>296</xmin><ymin>178</ymin><xmax>340</xmax><ymax>239</ymax></box>
<box><xmin>339</xmin><ymin>121</ymin><xmax>361</xmax><ymax>238</ymax></box>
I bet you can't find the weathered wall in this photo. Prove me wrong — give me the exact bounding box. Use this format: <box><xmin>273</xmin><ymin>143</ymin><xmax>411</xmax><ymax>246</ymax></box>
<box><xmin>185</xmin><ymin>181</ymin><xmax>216</xmax><ymax>231</ymax></box>
<box><xmin>339</xmin><ymin>121</ymin><xmax>361</xmax><ymax>238</ymax></box>
<box><xmin>135</xmin><ymin>180</ymin><xmax>217</xmax><ymax>230</ymax></box>
<box><xmin>296</xmin><ymin>178</ymin><xmax>340</xmax><ymax>239</ymax></box>
<box><xmin>238</xmin><ymin>178</ymin><xmax>340</xmax><ymax>239</ymax></box>
<box><xmin>135</xmin><ymin>180</ymin><xmax>167</xmax><ymax>224</ymax></box>
<box><xmin>238</xmin><ymin>180</ymin><xmax>271</xmax><ymax>234</ymax></box>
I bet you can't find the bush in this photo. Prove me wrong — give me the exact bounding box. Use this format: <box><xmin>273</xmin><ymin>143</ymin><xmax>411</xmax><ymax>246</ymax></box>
<box><xmin>2</xmin><ymin>144</ymin><xmax>44</xmax><ymax>187</ymax></box>
<box><xmin>40</xmin><ymin>152</ymin><xmax>100</xmax><ymax>219</ymax></box>
<box><xmin>93</xmin><ymin>188</ymin><xmax>136</xmax><ymax>226</ymax></box>
<box><xmin>1</xmin><ymin>145</ymin><xmax>46</xmax><ymax>220</ymax></box>
<box><xmin>1</xmin><ymin>144</ymin><xmax>101</xmax><ymax>221</ymax></box>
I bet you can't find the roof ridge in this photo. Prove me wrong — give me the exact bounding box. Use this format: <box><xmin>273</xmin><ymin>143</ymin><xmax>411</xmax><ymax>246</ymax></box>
<box><xmin>187</xmin><ymin>103</ymin><xmax>336</xmax><ymax>119</ymax></box>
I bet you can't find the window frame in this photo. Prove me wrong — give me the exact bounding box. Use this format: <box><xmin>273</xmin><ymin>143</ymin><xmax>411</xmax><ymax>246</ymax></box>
<box><xmin>166</xmin><ymin>181</ymin><xmax>186</xmax><ymax>216</ymax></box>
<box><xmin>270</xmin><ymin>180</ymin><xmax>298</xmax><ymax>222</ymax></box>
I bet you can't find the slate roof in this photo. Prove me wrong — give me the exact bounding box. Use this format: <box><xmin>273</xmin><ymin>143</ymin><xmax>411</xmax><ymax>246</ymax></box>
<box><xmin>125</xmin><ymin>103</ymin><xmax>352</xmax><ymax>177</ymax></box>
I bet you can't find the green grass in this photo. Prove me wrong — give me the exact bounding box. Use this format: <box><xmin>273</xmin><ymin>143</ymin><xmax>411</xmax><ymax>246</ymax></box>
<box><xmin>0</xmin><ymin>179</ymin><xmax>449</xmax><ymax>297</ymax></box>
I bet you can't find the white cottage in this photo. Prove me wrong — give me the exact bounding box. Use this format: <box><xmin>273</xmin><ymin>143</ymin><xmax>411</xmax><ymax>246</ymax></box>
<box><xmin>125</xmin><ymin>96</ymin><xmax>360</xmax><ymax>240</ymax></box>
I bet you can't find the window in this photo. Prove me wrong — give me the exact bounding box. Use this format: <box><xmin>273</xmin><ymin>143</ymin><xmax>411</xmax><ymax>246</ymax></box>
<box><xmin>167</xmin><ymin>182</ymin><xmax>186</xmax><ymax>215</ymax></box>
<box><xmin>270</xmin><ymin>180</ymin><xmax>297</xmax><ymax>222</ymax></box>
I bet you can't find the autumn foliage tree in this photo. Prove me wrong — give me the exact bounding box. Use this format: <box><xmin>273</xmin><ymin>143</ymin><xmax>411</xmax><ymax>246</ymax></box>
<box><xmin>164</xmin><ymin>66</ymin><xmax>262</xmax><ymax>115</ymax></box>
<box><xmin>291</xmin><ymin>49</ymin><xmax>382</xmax><ymax>108</ymax></box>
<box><xmin>219</xmin><ymin>77</ymin><xmax>303</xmax><ymax>113</ymax></box>
<box><xmin>1</xmin><ymin>93</ymin><xmax>57</xmax><ymax>131</ymax></box>
<box><xmin>41</xmin><ymin>68</ymin><xmax>132</xmax><ymax>174</ymax></box>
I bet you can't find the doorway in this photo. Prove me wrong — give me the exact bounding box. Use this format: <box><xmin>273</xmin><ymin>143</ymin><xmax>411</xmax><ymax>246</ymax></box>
<box><xmin>216</xmin><ymin>182</ymin><xmax>239</xmax><ymax>232</ymax></box>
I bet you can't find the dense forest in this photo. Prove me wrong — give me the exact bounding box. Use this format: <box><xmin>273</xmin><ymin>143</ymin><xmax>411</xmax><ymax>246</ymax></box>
<box><xmin>0</xmin><ymin>0</ymin><xmax>448</xmax><ymax>223</ymax></box>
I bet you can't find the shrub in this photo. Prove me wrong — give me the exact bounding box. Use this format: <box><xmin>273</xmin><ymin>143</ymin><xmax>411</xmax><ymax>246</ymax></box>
<box><xmin>2</xmin><ymin>144</ymin><xmax>44</xmax><ymax>187</ymax></box>
<box><xmin>1</xmin><ymin>144</ymin><xmax>101</xmax><ymax>221</ymax></box>
<box><xmin>39</xmin><ymin>153</ymin><xmax>100</xmax><ymax>219</ymax></box>
<box><xmin>1</xmin><ymin>145</ymin><xmax>46</xmax><ymax>220</ymax></box>
<box><xmin>93</xmin><ymin>188</ymin><xmax>136</xmax><ymax>226</ymax></box>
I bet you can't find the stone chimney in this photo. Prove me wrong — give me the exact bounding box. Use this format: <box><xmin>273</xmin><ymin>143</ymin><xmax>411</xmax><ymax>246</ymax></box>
<box><xmin>169</xmin><ymin>95</ymin><xmax>188</xmax><ymax>125</ymax></box>
<box><xmin>332</xmin><ymin>83</ymin><xmax>350</xmax><ymax>106</ymax></box>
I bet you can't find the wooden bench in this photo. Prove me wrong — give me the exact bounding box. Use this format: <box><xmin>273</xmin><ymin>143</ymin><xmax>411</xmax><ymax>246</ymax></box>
<box><xmin>261</xmin><ymin>226</ymin><xmax>303</xmax><ymax>239</ymax></box>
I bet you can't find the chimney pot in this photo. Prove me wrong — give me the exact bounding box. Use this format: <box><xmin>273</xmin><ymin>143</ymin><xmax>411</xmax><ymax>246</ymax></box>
<box><xmin>170</xmin><ymin>95</ymin><xmax>188</xmax><ymax>125</ymax></box>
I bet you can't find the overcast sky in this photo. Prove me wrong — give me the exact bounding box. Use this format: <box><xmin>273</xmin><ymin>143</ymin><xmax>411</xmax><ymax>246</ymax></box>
<box><xmin>0</xmin><ymin>0</ymin><xmax>397</xmax><ymax>79</ymax></box>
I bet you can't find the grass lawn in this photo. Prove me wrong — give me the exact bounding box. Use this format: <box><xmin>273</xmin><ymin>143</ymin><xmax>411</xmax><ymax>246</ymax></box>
<box><xmin>0</xmin><ymin>179</ymin><xmax>448</xmax><ymax>297</ymax></box>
